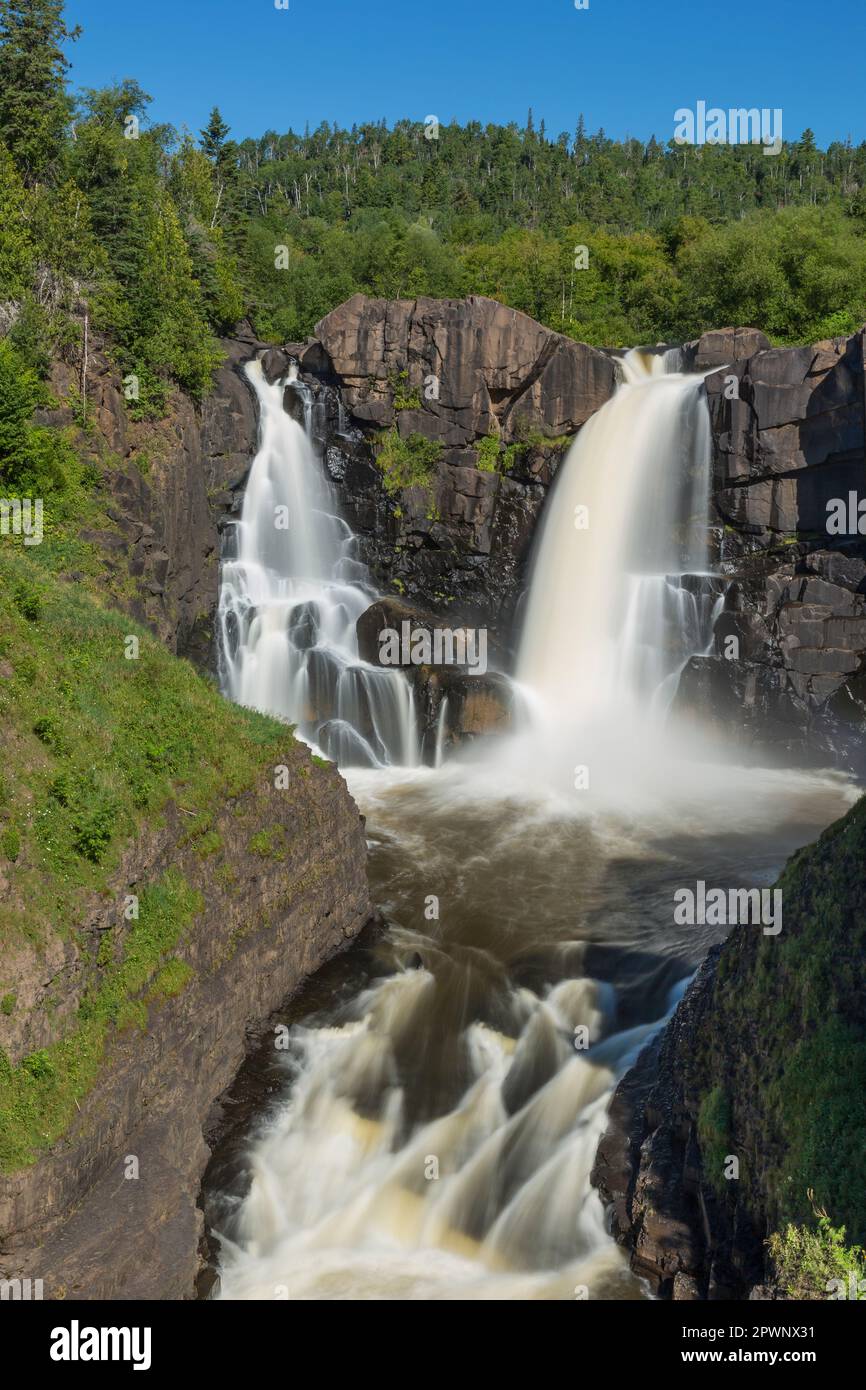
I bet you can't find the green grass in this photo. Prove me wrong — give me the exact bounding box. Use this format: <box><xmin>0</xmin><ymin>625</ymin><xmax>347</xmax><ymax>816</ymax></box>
<box><xmin>0</xmin><ymin>871</ymin><xmax>201</xmax><ymax>1170</ymax></box>
<box><xmin>697</xmin><ymin>1085</ymin><xmax>733</xmax><ymax>1197</ymax></box>
<box><xmin>0</xmin><ymin>547</ymin><xmax>288</xmax><ymax>954</ymax></box>
<box><xmin>248</xmin><ymin>826</ymin><xmax>290</xmax><ymax>860</ymax></box>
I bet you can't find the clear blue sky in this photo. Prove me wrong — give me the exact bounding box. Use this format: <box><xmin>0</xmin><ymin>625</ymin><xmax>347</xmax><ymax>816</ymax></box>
<box><xmin>64</xmin><ymin>0</ymin><xmax>865</xmax><ymax>148</ymax></box>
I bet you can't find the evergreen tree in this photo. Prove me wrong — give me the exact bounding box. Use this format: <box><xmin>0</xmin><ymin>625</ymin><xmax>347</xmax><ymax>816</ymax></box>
<box><xmin>0</xmin><ymin>0</ymin><xmax>79</xmax><ymax>181</ymax></box>
<box><xmin>201</xmin><ymin>106</ymin><xmax>231</xmax><ymax>166</ymax></box>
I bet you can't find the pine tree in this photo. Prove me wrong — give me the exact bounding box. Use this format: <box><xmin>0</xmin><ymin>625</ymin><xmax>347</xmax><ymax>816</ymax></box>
<box><xmin>0</xmin><ymin>0</ymin><xmax>80</xmax><ymax>181</ymax></box>
<box><xmin>200</xmin><ymin>106</ymin><xmax>231</xmax><ymax>166</ymax></box>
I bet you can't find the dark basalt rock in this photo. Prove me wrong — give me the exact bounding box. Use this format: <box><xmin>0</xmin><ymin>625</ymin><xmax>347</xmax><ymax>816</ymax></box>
<box><xmin>671</xmin><ymin>326</ymin><xmax>866</xmax><ymax>767</ymax></box>
<box><xmin>268</xmin><ymin>295</ymin><xmax>616</xmax><ymax>654</ymax></box>
<box><xmin>684</xmin><ymin>326</ymin><xmax>771</xmax><ymax>370</ymax></box>
<box><xmin>233</xmin><ymin>302</ymin><xmax>866</xmax><ymax>766</ymax></box>
<box><xmin>591</xmin><ymin>947</ymin><xmax>763</xmax><ymax>1300</ymax></box>
<box><xmin>594</xmin><ymin>792</ymin><xmax>866</xmax><ymax>1302</ymax></box>
<box><xmin>356</xmin><ymin>595</ymin><xmax>515</xmax><ymax>760</ymax></box>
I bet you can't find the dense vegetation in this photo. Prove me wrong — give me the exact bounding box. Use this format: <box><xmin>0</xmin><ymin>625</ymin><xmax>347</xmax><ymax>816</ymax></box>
<box><xmin>687</xmin><ymin>793</ymin><xmax>866</xmax><ymax>1292</ymax></box>
<box><xmin>1</xmin><ymin>0</ymin><xmax>866</xmax><ymax>431</ymax></box>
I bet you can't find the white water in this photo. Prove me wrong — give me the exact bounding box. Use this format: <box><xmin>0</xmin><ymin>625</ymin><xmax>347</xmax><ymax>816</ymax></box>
<box><xmin>218</xmin><ymin>361</ymin><xmax>418</xmax><ymax>767</ymax></box>
<box><xmin>212</xmin><ymin>349</ymin><xmax>858</xmax><ymax>1301</ymax></box>
<box><xmin>517</xmin><ymin>349</ymin><xmax>722</xmax><ymax>725</ymax></box>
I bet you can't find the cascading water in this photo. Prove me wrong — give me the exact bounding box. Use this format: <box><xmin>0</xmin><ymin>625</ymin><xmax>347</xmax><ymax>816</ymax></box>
<box><xmin>218</xmin><ymin>360</ymin><xmax>418</xmax><ymax>768</ymax></box>
<box><xmin>517</xmin><ymin>348</ymin><xmax>724</xmax><ymax>727</ymax></box>
<box><xmin>206</xmin><ymin>349</ymin><xmax>855</xmax><ymax>1301</ymax></box>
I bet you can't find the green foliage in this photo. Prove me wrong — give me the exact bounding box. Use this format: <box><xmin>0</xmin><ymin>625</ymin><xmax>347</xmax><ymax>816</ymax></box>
<box><xmin>375</xmin><ymin>428</ymin><xmax>442</xmax><ymax>495</ymax></box>
<box><xmin>475</xmin><ymin>435</ymin><xmax>501</xmax><ymax>472</ymax></box>
<box><xmin>0</xmin><ymin>992</ymin><xmax>15</xmax><ymax>1015</ymax></box>
<box><xmin>223</xmin><ymin>119</ymin><xmax>866</xmax><ymax>347</ymax></box>
<box><xmin>0</xmin><ymin>826</ymin><xmax>18</xmax><ymax>861</ymax></box>
<box><xmin>768</xmin><ymin>1215</ymin><xmax>866</xmax><ymax>1300</ymax></box>
<box><xmin>2</xmin><ymin>2</ymin><xmax>865</xmax><ymax>415</ymax></box>
<box><xmin>697</xmin><ymin>1086</ymin><xmax>733</xmax><ymax>1196</ymax></box>
<box><xmin>674</xmin><ymin>206</ymin><xmax>866</xmax><ymax>343</ymax></box>
<box><xmin>0</xmin><ymin>869</ymin><xmax>202</xmax><ymax>1170</ymax></box>
<box><xmin>12</xmin><ymin>578</ymin><xmax>42</xmax><ymax>622</ymax></box>
<box><xmin>0</xmin><ymin>340</ymin><xmax>80</xmax><ymax>497</ymax></box>
<box><xmin>0</xmin><ymin>0</ymin><xmax>78</xmax><ymax>182</ymax></box>
<box><xmin>390</xmin><ymin>369</ymin><xmax>421</xmax><ymax>410</ymax></box>
<box><xmin>0</xmin><ymin>139</ymin><xmax>33</xmax><ymax>296</ymax></box>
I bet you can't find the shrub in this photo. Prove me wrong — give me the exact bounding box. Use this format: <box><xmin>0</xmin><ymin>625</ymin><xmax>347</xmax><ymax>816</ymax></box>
<box><xmin>698</xmin><ymin>1085</ymin><xmax>733</xmax><ymax>1196</ymax></box>
<box><xmin>768</xmin><ymin>1214</ymin><xmax>866</xmax><ymax>1300</ymax></box>
<box><xmin>72</xmin><ymin>799</ymin><xmax>117</xmax><ymax>864</ymax></box>
<box><xmin>475</xmin><ymin>435</ymin><xmax>501</xmax><ymax>472</ymax></box>
<box><xmin>375</xmin><ymin>429</ymin><xmax>442</xmax><ymax>495</ymax></box>
<box><xmin>13</xmin><ymin>581</ymin><xmax>42</xmax><ymax>623</ymax></box>
<box><xmin>1</xmin><ymin>825</ymin><xmax>20</xmax><ymax>862</ymax></box>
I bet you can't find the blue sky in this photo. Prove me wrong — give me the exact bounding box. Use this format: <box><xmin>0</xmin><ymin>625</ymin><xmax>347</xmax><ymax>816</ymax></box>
<box><xmin>65</xmin><ymin>0</ymin><xmax>865</xmax><ymax>148</ymax></box>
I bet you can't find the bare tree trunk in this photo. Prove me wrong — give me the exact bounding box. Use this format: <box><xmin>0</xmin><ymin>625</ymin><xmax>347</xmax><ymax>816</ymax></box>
<box><xmin>80</xmin><ymin>307</ymin><xmax>89</xmax><ymax>426</ymax></box>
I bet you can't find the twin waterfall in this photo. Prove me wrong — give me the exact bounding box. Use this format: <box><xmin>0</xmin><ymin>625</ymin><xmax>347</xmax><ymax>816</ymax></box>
<box><xmin>210</xmin><ymin>348</ymin><xmax>724</xmax><ymax>1299</ymax></box>
<box><xmin>218</xmin><ymin>362</ymin><xmax>418</xmax><ymax>768</ymax></box>
<box><xmin>220</xmin><ymin>351</ymin><xmax>718</xmax><ymax>765</ymax></box>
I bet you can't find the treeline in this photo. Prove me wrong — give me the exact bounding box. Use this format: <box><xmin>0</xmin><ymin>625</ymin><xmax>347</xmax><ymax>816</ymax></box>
<box><xmin>1</xmin><ymin>0</ymin><xmax>866</xmax><ymax>434</ymax></box>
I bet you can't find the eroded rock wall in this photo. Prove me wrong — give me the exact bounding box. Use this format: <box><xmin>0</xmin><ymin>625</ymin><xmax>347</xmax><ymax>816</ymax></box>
<box><xmin>38</xmin><ymin>325</ymin><xmax>264</xmax><ymax>669</ymax></box>
<box><xmin>264</xmin><ymin>294</ymin><xmax>617</xmax><ymax>654</ymax></box>
<box><xmin>0</xmin><ymin>742</ymin><xmax>370</xmax><ymax>1300</ymax></box>
<box><xmin>677</xmin><ymin>327</ymin><xmax>866</xmax><ymax>767</ymax></box>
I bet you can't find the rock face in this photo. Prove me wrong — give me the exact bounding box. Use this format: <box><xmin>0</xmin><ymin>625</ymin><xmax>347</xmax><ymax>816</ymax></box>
<box><xmin>674</xmin><ymin>326</ymin><xmax>866</xmax><ymax>768</ymax></box>
<box><xmin>40</xmin><ymin>305</ymin><xmax>866</xmax><ymax>761</ymax></box>
<box><xmin>270</xmin><ymin>295</ymin><xmax>617</xmax><ymax>654</ymax></box>
<box><xmin>0</xmin><ymin>741</ymin><xmax>371</xmax><ymax>1300</ymax></box>
<box><xmin>38</xmin><ymin>325</ymin><xmax>264</xmax><ymax>669</ymax></box>
<box><xmin>356</xmin><ymin>595</ymin><xmax>515</xmax><ymax>759</ymax></box>
<box><xmin>592</xmin><ymin>792</ymin><xmax>866</xmax><ymax>1301</ymax></box>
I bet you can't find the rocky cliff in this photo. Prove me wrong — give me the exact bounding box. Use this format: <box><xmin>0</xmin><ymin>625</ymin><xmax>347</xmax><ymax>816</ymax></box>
<box><xmin>0</xmin><ymin>323</ymin><xmax>373</xmax><ymax>1300</ymax></box>
<box><xmin>36</xmin><ymin>323</ymin><xmax>263</xmax><ymax>669</ymax></box>
<box><xmin>262</xmin><ymin>294</ymin><xmax>617</xmax><ymax>656</ymax></box>
<box><xmin>252</xmin><ymin>300</ymin><xmax>866</xmax><ymax>768</ymax></box>
<box><xmin>679</xmin><ymin>326</ymin><xmax>866</xmax><ymax>770</ymax></box>
<box><xmin>592</xmin><ymin>792</ymin><xmax>866</xmax><ymax>1301</ymax></box>
<box><xmin>0</xmin><ymin>740</ymin><xmax>370</xmax><ymax>1299</ymax></box>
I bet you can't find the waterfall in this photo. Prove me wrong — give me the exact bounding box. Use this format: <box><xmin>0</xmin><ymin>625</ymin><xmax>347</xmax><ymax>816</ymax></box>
<box><xmin>218</xmin><ymin>361</ymin><xmax>419</xmax><ymax>767</ymax></box>
<box><xmin>516</xmin><ymin>348</ymin><xmax>723</xmax><ymax>727</ymax></box>
<box><xmin>206</xmin><ymin>345</ymin><xmax>857</xmax><ymax>1303</ymax></box>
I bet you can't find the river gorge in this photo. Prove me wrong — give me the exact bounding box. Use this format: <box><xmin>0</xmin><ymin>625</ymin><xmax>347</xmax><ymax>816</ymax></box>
<box><xmin>199</xmin><ymin>318</ymin><xmax>859</xmax><ymax>1300</ymax></box>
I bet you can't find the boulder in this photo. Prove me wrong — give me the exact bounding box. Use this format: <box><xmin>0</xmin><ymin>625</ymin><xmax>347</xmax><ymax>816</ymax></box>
<box><xmin>685</xmin><ymin>326</ymin><xmax>771</xmax><ymax>370</ymax></box>
<box><xmin>314</xmin><ymin>293</ymin><xmax>616</xmax><ymax>447</ymax></box>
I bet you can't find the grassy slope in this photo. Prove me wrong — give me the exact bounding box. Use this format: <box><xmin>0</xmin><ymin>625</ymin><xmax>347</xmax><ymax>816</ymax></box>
<box><xmin>0</xmin><ymin>477</ymin><xmax>291</xmax><ymax>1169</ymax></box>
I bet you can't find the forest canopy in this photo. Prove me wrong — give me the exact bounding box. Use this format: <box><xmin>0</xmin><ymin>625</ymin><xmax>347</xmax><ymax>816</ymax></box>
<box><xmin>1</xmin><ymin>0</ymin><xmax>865</xmax><ymax>414</ymax></box>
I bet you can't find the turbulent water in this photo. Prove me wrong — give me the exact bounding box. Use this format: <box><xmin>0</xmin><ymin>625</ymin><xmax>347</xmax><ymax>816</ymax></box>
<box><xmin>218</xmin><ymin>361</ymin><xmax>417</xmax><ymax>767</ymax></box>
<box><xmin>208</xmin><ymin>350</ymin><xmax>857</xmax><ymax>1301</ymax></box>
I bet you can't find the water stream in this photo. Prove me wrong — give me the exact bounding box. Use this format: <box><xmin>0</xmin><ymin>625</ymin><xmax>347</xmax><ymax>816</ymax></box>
<box><xmin>205</xmin><ymin>349</ymin><xmax>856</xmax><ymax>1300</ymax></box>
